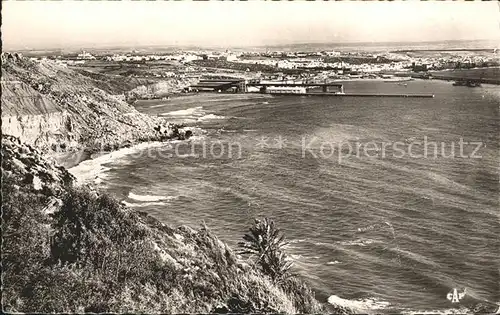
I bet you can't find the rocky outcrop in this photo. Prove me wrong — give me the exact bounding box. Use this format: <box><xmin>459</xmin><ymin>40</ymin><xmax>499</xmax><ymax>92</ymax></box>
<box><xmin>1</xmin><ymin>52</ymin><xmax>24</xmax><ymax>63</ymax></box>
<box><xmin>1</xmin><ymin>135</ymin><xmax>74</xmax><ymax>195</ymax></box>
<box><xmin>2</xmin><ymin>112</ymin><xmax>79</xmax><ymax>151</ymax></box>
<box><xmin>1</xmin><ymin>54</ymin><xmax>185</xmax><ymax>158</ymax></box>
<box><xmin>126</xmin><ymin>78</ymin><xmax>198</xmax><ymax>101</ymax></box>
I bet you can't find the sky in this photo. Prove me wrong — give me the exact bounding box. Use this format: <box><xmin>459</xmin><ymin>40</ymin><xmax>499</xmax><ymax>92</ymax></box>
<box><xmin>2</xmin><ymin>0</ymin><xmax>499</xmax><ymax>50</ymax></box>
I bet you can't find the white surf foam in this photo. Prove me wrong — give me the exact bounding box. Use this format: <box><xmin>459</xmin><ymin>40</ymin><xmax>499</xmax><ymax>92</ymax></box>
<box><xmin>69</xmin><ymin>162</ymin><xmax>111</xmax><ymax>185</ymax></box>
<box><xmin>402</xmin><ymin>307</ymin><xmax>472</xmax><ymax>315</ymax></box>
<box><xmin>289</xmin><ymin>254</ymin><xmax>304</xmax><ymax>260</ymax></box>
<box><xmin>328</xmin><ymin>295</ymin><xmax>390</xmax><ymax>311</ymax></box>
<box><xmin>122</xmin><ymin>201</ymin><xmax>168</xmax><ymax>208</ymax></box>
<box><xmin>338</xmin><ymin>238</ymin><xmax>383</xmax><ymax>247</ymax></box>
<box><xmin>128</xmin><ymin>192</ymin><xmax>178</xmax><ymax>202</ymax></box>
<box><xmin>150</xmin><ymin>104</ymin><xmax>167</xmax><ymax>108</ymax></box>
<box><xmin>69</xmin><ymin>141</ymin><xmax>167</xmax><ymax>184</ymax></box>
<box><xmin>326</xmin><ymin>260</ymin><xmax>341</xmax><ymax>265</ymax></box>
<box><xmin>197</xmin><ymin>114</ymin><xmax>225</xmax><ymax>121</ymax></box>
<box><xmin>289</xmin><ymin>239</ymin><xmax>307</xmax><ymax>244</ymax></box>
<box><xmin>185</xmin><ymin>135</ymin><xmax>207</xmax><ymax>142</ymax></box>
<box><xmin>161</xmin><ymin>106</ymin><xmax>203</xmax><ymax>116</ymax></box>
<box><xmin>160</xmin><ymin>107</ymin><xmax>225</xmax><ymax>122</ymax></box>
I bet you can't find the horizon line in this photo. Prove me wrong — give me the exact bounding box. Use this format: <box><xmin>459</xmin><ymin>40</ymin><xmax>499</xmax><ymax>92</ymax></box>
<box><xmin>5</xmin><ymin>38</ymin><xmax>499</xmax><ymax>53</ymax></box>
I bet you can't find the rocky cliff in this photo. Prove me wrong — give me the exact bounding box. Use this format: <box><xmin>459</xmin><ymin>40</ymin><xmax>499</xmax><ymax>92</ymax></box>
<box><xmin>1</xmin><ymin>53</ymin><xmax>350</xmax><ymax>314</ymax></box>
<box><xmin>1</xmin><ymin>135</ymin><xmax>343</xmax><ymax>314</ymax></box>
<box><xmin>1</xmin><ymin>135</ymin><xmax>74</xmax><ymax>195</ymax></box>
<box><xmin>1</xmin><ymin>53</ymin><xmax>182</xmax><ymax>159</ymax></box>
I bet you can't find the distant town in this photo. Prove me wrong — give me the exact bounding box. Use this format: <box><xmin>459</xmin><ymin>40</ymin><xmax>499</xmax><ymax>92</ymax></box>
<box><xmin>12</xmin><ymin>45</ymin><xmax>499</xmax><ymax>100</ymax></box>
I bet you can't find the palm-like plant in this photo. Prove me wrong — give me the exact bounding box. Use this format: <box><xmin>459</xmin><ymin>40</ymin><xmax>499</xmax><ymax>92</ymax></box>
<box><xmin>239</xmin><ymin>218</ymin><xmax>292</xmax><ymax>281</ymax></box>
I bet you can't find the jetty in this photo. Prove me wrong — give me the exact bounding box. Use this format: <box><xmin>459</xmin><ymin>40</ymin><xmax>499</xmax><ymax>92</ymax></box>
<box><xmin>300</xmin><ymin>93</ymin><xmax>434</xmax><ymax>98</ymax></box>
<box><xmin>190</xmin><ymin>79</ymin><xmax>435</xmax><ymax>98</ymax></box>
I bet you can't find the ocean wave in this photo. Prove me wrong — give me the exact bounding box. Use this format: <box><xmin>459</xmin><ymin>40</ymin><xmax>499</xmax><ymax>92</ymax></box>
<box><xmin>313</xmin><ymin>241</ymin><xmax>336</xmax><ymax>249</ymax></box>
<box><xmin>69</xmin><ymin>141</ymin><xmax>168</xmax><ymax>184</ymax></box>
<box><xmin>161</xmin><ymin>106</ymin><xmax>203</xmax><ymax>116</ymax></box>
<box><xmin>289</xmin><ymin>254</ymin><xmax>304</xmax><ymax>260</ymax></box>
<box><xmin>197</xmin><ymin>114</ymin><xmax>225</xmax><ymax>121</ymax></box>
<box><xmin>160</xmin><ymin>107</ymin><xmax>225</xmax><ymax>122</ymax></box>
<box><xmin>401</xmin><ymin>307</ymin><xmax>472</xmax><ymax>315</ymax></box>
<box><xmin>328</xmin><ymin>295</ymin><xmax>390</xmax><ymax>311</ymax></box>
<box><xmin>122</xmin><ymin>200</ymin><xmax>168</xmax><ymax>208</ymax></box>
<box><xmin>128</xmin><ymin>192</ymin><xmax>178</xmax><ymax>202</ymax></box>
<box><xmin>186</xmin><ymin>135</ymin><xmax>207</xmax><ymax>142</ymax></box>
<box><xmin>289</xmin><ymin>238</ymin><xmax>307</xmax><ymax>244</ymax></box>
<box><xmin>338</xmin><ymin>238</ymin><xmax>384</xmax><ymax>247</ymax></box>
<box><xmin>149</xmin><ymin>104</ymin><xmax>167</xmax><ymax>108</ymax></box>
<box><xmin>326</xmin><ymin>260</ymin><xmax>341</xmax><ymax>265</ymax></box>
<box><xmin>69</xmin><ymin>163</ymin><xmax>111</xmax><ymax>185</ymax></box>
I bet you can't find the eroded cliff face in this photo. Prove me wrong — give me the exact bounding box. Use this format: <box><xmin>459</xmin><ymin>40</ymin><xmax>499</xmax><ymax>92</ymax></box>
<box><xmin>126</xmin><ymin>78</ymin><xmax>198</xmax><ymax>100</ymax></box>
<box><xmin>2</xmin><ymin>112</ymin><xmax>78</xmax><ymax>150</ymax></box>
<box><xmin>1</xmin><ymin>53</ymin><xmax>171</xmax><ymax>156</ymax></box>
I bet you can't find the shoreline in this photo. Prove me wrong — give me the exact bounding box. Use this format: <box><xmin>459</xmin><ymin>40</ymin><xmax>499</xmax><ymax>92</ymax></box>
<box><xmin>67</xmin><ymin>140</ymin><xmax>172</xmax><ymax>184</ymax></box>
<box><xmin>48</xmin><ymin>149</ymin><xmax>93</xmax><ymax>169</ymax></box>
<box><xmin>47</xmin><ymin>121</ymin><xmax>195</xmax><ymax>171</ymax></box>
<box><xmin>134</xmin><ymin>91</ymin><xmax>272</xmax><ymax>105</ymax></box>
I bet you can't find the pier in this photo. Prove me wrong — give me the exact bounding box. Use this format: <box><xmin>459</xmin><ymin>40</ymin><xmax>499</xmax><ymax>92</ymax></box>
<box><xmin>190</xmin><ymin>79</ymin><xmax>246</xmax><ymax>92</ymax></box>
<box><xmin>300</xmin><ymin>93</ymin><xmax>435</xmax><ymax>98</ymax></box>
<box><xmin>190</xmin><ymin>79</ymin><xmax>435</xmax><ymax>98</ymax></box>
<box><xmin>253</xmin><ymin>82</ymin><xmax>345</xmax><ymax>93</ymax></box>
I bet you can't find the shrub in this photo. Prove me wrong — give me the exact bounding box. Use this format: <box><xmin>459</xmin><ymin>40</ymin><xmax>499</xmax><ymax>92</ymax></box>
<box><xmin>2</xmin><ymin>171</ymin><xmax>326</xmax><ymax>313</ymax></box>
<box><xmin>50</xmin><ymin>187</ymin><xmax>147</xmax><ymax>267</ymax></box>
<box><xmin>1</xmin><ymin>175</ymin><xmax>52</xmax><ymax>312</ymax></box>
<box><xmin>281</xmin><ymin>276</ymin><xmax>325</xmax><ymax>313</ymax></box>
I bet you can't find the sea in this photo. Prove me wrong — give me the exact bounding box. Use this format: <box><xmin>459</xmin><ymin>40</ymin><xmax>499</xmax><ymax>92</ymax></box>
<box><xmin>70</xmin><ymin>79</ymin><xmax>499</xmax><ymax>313</ymax></box>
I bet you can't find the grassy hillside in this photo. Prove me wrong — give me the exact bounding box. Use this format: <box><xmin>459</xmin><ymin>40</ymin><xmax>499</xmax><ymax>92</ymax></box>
<box><xmin>1</xmin><ymin>135</ymin><xmax>348</xmax><ymax>313</ymax></box>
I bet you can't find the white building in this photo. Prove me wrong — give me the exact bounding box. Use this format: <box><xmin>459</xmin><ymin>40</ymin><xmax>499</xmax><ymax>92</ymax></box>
<box><xmin>266</xmin><ymin>86</ymin><xmax>307</xmax><ymax>94</ymax></box>
<box><xmin>226</xmin><ymin>54</ymin><xmax>238</xmax><ymax>62</ymax></box>
<box><xmin>66</xmin><ymin>60</ymin><xmax>85</xmax><ymax>65</ymax></box>
<box><xmin>77</xmin><ymin>51</ymin><xmax>95</xmax><ymax>60</ymax></box>
<box><xmin>107</xmin><ymin>54</ymin><xmax>127</xmax><ymax>62</ymax></box>
<box><xmin>181</xmin><ymin>54</ymin><xmax>202</xmax><ymax>63</ymax></box>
